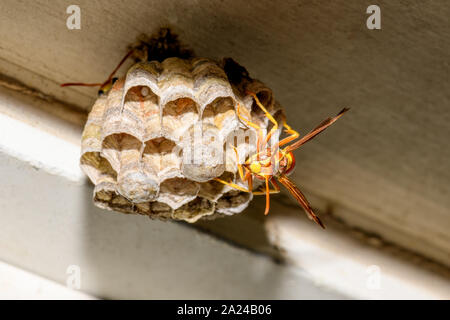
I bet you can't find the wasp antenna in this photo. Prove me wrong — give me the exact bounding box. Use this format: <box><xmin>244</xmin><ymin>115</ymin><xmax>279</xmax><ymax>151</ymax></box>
<box><xmin>103</xmin><ymin>48</ymin><xmax>135</xmax><ymax>85</ymax></box>
<box><xmin>60</xmin><ymin>82</ymin><xmax>103</xmax><ymax>88</ymax></box>
<box><xmin>61</xmin><ymin>48</ymin><xmax>135</xmax><ymax>89</ymax></box>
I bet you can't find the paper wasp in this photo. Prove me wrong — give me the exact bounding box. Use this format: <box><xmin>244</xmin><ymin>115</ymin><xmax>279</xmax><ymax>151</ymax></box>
<box><xmin>215</xmin><ymin>93</ymin><xmax>348</xmax><ymax>228</ymax></box>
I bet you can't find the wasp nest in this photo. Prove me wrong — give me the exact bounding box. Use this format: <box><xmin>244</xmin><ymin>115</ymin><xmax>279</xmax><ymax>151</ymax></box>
<box><xmin>80</xmin><ymin>57</ymin><xmax>284</xmax><ymax>222</ymax></box>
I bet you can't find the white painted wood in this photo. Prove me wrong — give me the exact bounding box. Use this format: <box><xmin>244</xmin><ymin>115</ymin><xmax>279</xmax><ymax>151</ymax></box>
<box><xmin>0</xmin><ymin>261</ymin><xmax>95</xmax><ymax>300</ymax></box>
<box><xmin>265</xmin><ymin>206</ymin><xmax>450</xmax><ymax>299</ymax></box>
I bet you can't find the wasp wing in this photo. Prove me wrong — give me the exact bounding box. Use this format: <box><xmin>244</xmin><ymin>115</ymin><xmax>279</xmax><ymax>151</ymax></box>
<box><xmin>277</xmin><ymin>174</ymin><xmax>325</xmax><ymax>229</ymax></box>
<box><xmin>285</xmin><ymin>108</ymin><xmax>349</xmax><ymax>153</ymax></box>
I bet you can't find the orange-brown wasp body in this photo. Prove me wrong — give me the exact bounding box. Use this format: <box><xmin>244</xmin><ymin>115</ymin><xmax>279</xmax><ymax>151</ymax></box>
<box><xmin>216</xmin><ymin>92</ymin><xmax>348</xmax><ymax>228</ymax></box>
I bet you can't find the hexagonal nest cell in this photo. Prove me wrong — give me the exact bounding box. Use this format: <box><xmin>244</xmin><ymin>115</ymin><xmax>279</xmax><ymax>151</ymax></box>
<box><xmin>80</xmin><ymin>37</ymin><xmax>285</xmax><ymax>222</ymax></box>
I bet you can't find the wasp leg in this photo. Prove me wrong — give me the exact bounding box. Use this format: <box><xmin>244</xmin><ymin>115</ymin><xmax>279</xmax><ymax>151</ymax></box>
<box><xmin>254</xmin><ymin>178</ymin><xmax>280</xmax><ymax>219</ymax></box>
<box><xmin>214</xmin><ymin>178</ymin><xmax>251</xmax><ymax>193</ymax></box>
<box><xmin>252</xmin><ymin>178</ymin><xmax>280</xmax><ymax>195</ymax></box>
<box><xmin>253</xmin><ymin>177</ymin><xmax>280</xmax><ymax>218</ymax></box>
<box><xmin>230</xmin><ymin>145</ymin><xmax>245</xmax><ymax>180</ymax></box>
<box><xmin>278</xmin><ymin>123</ymin><xmax>300</xmax><ymax>147</ymax></box>
<box><xmin>229</xmin><ymin>145</ymin><xmax>252</xmax><ymax>187</ymax></box>
<box><xmin>236</xmin><ymin>103</ymin><xmax>265</xmax><ymax>154</ymax></box>
<box><xmin>216</xmin><ymin>145</ymin><xmax>254</xmax><ymax>192</ymax></box>
<box><xmin>246</xmin><ymin>168</ymin><xmax>253</xmax><ymax>192</ymax></box>
<box><xmin>271</xmin><ymin>122</ymin><xmax>301</xmax><ymax>163</ymax></box>
<box><xmin>236</xmin><ymin>102</ymin><xmax>261</xmax><ymax>131</ymax></box>
<box><xmin>246</xmin><ymin>91</ymin><xmax>279</xmax><ymax>146</ymax></box>
<box><xmin>214</xmin><ymin>163</ymin><xmax>253</xmax><ymax>193</ymax></box>
<box><xmin>264</xmin><ymin>177</ymin><xmax>271</xmax><ymax>215</ymax></box>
